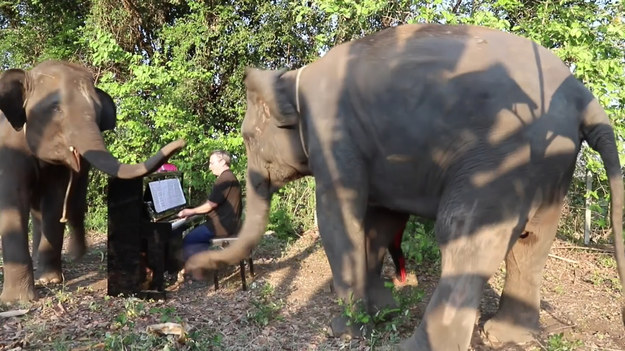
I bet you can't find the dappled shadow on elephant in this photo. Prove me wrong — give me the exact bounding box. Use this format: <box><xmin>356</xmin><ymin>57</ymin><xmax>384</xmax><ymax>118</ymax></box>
<box><xmin>182</xmin><ymin>23</ymin><xmax>625</xmax><ymax>351</ymax></box>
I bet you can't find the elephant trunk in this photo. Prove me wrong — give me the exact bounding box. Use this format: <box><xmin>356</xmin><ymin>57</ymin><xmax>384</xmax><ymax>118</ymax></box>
<box><xmin>186</xmin><ymin>170</ymin><xmax>271</xmax><ymax>271</ymax></box>
<box><xmin>73</xmin><ymin>125</ymin><xmax>185</xmax><ymax>179</ymax></box>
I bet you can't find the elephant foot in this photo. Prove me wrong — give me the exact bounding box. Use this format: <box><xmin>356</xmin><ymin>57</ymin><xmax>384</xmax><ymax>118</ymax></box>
<box><xmin>368</xmin><ymin>281</ymin><xmax>398</xmax><ymax>314</ymax></box>
<box><xmin>328</xmin><ymin>315</ymin><xmax>367</xmax><ymax>339</ymax></box>
<box><xmin>35</xmin><ymin>270</ymin><xmax>63</xmax><ymax>285</ymax></box>
<box><xmin>483</xmin><ymin>316</ymin><xmax>538</xmax><ymax>345</ymax></box>
<box><xmin>69</xmin><ymin>240</ymin><xmax>87</xmax><ymax>261</ymax></box>
<box><xmin>398</xmin><ymin>328</ymin><xmax>430</xmax><ymax>351</ymax></box>
<box><xmin>1</xmin><ymin>285</ymin><xmax>36</xmax><ymax>303</ymax></box>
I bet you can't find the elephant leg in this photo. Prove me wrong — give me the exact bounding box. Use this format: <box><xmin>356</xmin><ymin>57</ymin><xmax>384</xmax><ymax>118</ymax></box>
<box><xmin>484</xmin><ymin>202</ymin><xmax>562</xmax><ymax>344</ymax></box>
<box><xmin>0</xmin><ymin>190</ymin><xmax>36</xmax><ymax>302</ymax></box>
<box><xmin>35</xmin><ymin>167</ymin><xmax>68</xmax><ymax>284</ymax></box>
<box><xmin>327</xmin><ymin>205</ymin><xmax>409</xmax><ymax>337</ymax></box>
<box><xmin>314</xmin><ymin>161</ymin><xmax>371</xmax><ymax>337</ymax></box>
<box><xmin>36</xmin><ymin>215</ymin><xmax>66</xmax><ymax>284</ymax></box>
<box><xmin>364</xmin><ymin>207</ymin><xmax>409</xmax><ymax>313</ymax></box>
<box><xmin>66</xmin><ymin>217</ymin><xmax>87</xmax><ymax>261</ymax></box>
<box><xmin>401</xmin><ymin>200</ymin><xmax>520</xmax><ymax>351</ymax></box>
<box><xmin>30</xmin><ymin>208</ymin><xmax>43</xmax><ymax>269</ymax></box>
<box><xmin>66</xmin><ymin>164</ymin><xmax>90</xmax><ymax>260</ymax></box>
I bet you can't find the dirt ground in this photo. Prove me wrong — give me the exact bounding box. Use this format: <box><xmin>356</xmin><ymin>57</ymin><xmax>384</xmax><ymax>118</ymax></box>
<box><xmin>1</xmin><ymin>229</ymin><xmax>624</xmax><ymax>350</ymax></box>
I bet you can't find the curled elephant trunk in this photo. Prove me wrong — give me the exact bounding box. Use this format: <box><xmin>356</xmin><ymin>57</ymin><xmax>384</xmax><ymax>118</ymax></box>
<box><xmin>185</xmin><ymin>171</ymin><xmax>271</xmax><ymax>272</ymax></box>
<box><xmin>75</xmin><ymin>130</ymin><xmax>185</xmax><ymax>179</ymax></box>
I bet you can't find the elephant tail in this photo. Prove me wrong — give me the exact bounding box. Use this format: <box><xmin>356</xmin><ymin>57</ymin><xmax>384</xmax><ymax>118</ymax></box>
<box><xmin>581</xmin><ymin>98</ymin><xmax>625</xmax><ymax>326</ymax></box>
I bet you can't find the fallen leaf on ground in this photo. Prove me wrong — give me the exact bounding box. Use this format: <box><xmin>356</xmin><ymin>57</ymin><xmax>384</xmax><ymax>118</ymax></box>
<box><xmin>0</xmin><ymin>309</ymin><xmax>29</xmax><ymax>318</ymax></box>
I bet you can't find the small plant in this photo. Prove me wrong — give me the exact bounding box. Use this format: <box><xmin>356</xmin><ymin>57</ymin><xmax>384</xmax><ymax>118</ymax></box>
<box><xmin>402</xmin><ymin>216</ymin><xmax>440</xmax><ymax>266</ymax></box>
<box><xmin>88</xmin><ymin>301</ymin><xmax>100</xmax><ymax>312</ymax></box>
<box><xmin>187</xmin><ymin>330</ymin><xmax>224</xmax><ymax>350</ymax></box>
<box><xmin>598</xmin><ymin>255</ymin><xmax>616</xmax><ymax>269</ymax></box>
<box><xmin>124</xmin><ymin>298</ymin><xmax>147</xmax><ymax>319</ymax></box>
<box><xmin>553</xmin><ymin>285</ymin><xmax>565</xmax><ymax>295</ymax></box>
<box><xmin>609</xmin><ymin>277</ymin><xmax>622</xmax><ymax>292</ymax></box>
<box><xmin>589</xmin><ymin>270</ymin><xmax>604</xmax><ymax>286</ymax></box>
<box><xmin>103</xmin><ymin>330</ymin><xmax>164</xmax><ymax>350</ymax></box>
<box><xmin>149</xmin><ymin>305</ymin><xmax>182</xmax><ymax>323</ymax></box>
<box><xmin>393</xmin><ymin>283</ymin><xmax>425</xmax><ymax>310</ymax></box>
<box><xmin>48</xmin><ymin>334</ymin><xmax>74</xmax><ymax>351</ymax></box>
<box><xmin>545</xmin><ymin>333</ymin><xmax>583</xmax><ymax>351</ymax></box>
<box><xmin>338</xmin><ymin>293</ymin><xmax>373</xmax><ymax>327</ymax></box>
<box><xmin>75</xmin><ymin>286</ymin><xmax>94</xmax><ymax>294</ymax></box>
<box><xmin>338</xmin><ymin>283</ymin><xmax>425</xmax><ymax>347</ymax></box>
<box><xmin>247</xmin><ymin>282</ymin><xmax>284</xmax><ymax>327</ymax></box>
<box><xmin>111</xmin><ymin>298</ymin><xmax>147</xmax><ymax>330</ymax></box>
<box><xmin>380</xmin><ymin>283</ymin><xmax>425</xmax><ymax>343</ymax></box>
<box><xmin>54</xmin><ymin>287</ymin><xmax>73</xmax><ymax>305</ymax></box>
<box><xmin>113</xmin><ymin>311</ymin><xmax>133</xmax><ymax>329</ymax></box>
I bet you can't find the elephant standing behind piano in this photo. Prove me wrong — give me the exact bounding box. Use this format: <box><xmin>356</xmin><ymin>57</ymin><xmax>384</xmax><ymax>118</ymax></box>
<box><xmin>0</xmin><ymin>60</ymin><xmax>185</xmax><ymax>303</ymax></box>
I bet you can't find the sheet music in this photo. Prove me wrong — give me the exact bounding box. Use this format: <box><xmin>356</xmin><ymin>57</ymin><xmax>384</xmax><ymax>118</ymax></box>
<box><xmin>148</xmin><ymin>178</ymin><xmax>186</xmax><ymax>213</ymax></box>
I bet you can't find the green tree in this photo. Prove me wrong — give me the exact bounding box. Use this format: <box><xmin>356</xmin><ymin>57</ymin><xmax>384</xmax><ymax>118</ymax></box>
<box><xmin>0</xmin><ymin>0</ymin><xmax>622</xmax><ymax>241</ymax></box>
<box><xmin>0</xmin><ymin>1</ymin><xmax>90</xmax><ymax>67</ymax></box>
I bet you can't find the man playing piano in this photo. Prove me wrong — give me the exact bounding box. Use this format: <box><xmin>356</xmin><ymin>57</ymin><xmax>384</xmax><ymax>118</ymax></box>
<box><xmin>177</xmin><ymin>150</ymin><xmax>242</xmax><ymax>262</ymax></box>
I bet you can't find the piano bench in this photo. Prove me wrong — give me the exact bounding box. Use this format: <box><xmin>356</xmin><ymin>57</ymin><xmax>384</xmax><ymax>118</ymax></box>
<box><xmin>211</xmin><ymin>237</ymin><xmax>254</xmax><ymax>291</ymax></box>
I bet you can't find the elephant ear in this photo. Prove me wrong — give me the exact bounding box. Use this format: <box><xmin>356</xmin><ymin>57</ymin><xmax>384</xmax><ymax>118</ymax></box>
<box><xmin>244</xmin><ymin>67</ymin><xmax>299</xmax><ymax>127</ymax></box>
<box><xmin>96</xmin><ymin>88</ymin><xmax>116</xmax><ymax>131</ymax></box>
<box><xmin>0</xmin><ymin>69</ymin><xmax>27</xmax><ymax>131</ymax></box>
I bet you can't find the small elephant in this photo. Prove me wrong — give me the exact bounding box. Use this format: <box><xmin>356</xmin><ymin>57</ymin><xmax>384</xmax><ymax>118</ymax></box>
<box><xmin>185</xmin><ymin>24</ymin><xmax>625</xmax><ymax>350</ymax></box>
<box><xmin>0</xmin><ymin>60</ymin><xmax>185</xmax><ymax>303</ymax></box>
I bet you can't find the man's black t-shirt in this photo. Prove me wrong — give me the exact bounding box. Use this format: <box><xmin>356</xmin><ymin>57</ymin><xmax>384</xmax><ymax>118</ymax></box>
<box><xmin>205</xmin><ymin>169</ymin><xmax>242</xmax><ymax>237</ymax></box>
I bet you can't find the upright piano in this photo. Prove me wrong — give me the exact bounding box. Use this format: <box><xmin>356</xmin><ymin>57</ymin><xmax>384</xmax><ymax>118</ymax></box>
<box><xmin>107</xmin><ymin>171</ymin><xmax>202</xmax><ymax>299</ymax></box>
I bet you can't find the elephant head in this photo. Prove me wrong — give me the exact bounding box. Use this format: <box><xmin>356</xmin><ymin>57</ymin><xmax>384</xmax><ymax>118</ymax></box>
<box><xmin>185</xmin><ymin>67</ymin><xmax>310</xmax><ymax>272</ymax></box>
<box><xmin>0</xmin><ymin>60</ymin><xmax>184</xmax><ymax>178</ymax></box>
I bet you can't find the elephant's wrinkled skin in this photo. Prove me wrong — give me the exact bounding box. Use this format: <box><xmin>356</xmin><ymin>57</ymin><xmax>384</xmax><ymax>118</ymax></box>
<box><xmin>185</xmin><ymin>24</ymin><xmax>625</xmax><ymax>350</ymax></box>
<box><xmin>0</xmin><ymin>60</ymin><xmax>185</xmax><ymax>303</ymax></box>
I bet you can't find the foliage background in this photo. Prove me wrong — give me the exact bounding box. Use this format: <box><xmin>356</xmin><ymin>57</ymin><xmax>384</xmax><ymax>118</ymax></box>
<box><xmin>0</xmin><ymin>0</ymin><xmax>623</xmax><ymax>248</ymax></box>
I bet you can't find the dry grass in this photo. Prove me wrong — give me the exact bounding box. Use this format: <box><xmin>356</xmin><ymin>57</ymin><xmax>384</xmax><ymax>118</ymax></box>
<box><xmin>1</xmin><ymin>230</ymin><xmax>624</xmax><ymax>350</ymax></box>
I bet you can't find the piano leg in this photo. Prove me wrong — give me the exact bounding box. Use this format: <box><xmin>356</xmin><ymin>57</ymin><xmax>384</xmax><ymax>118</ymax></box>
<box><xmin>249</xmin><ymin>257</ymin><xmax>255</xmax><ymax>277</ymax></box>
<box><xmin>145</xmin><ymin>221</ymin><xmax>185</xmax><ymax>293</ymax></box>
<box><xmin>107</xmin><ymin>178</ymin><xmax>143</xmax><ymax>297</ymax></box>
<box><xmin>240</xmin><ymin>260</ymin><xmax>247</xmax><ymax>291</ymax></box>
<box><xmin>144</xmin><ymin>223</ymin><xmax>167</xmax><ymax>292</ymax></box>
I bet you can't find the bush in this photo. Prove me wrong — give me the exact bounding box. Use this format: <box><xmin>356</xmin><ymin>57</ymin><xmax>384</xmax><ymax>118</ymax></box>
<box><xmin>267</xmin><ymin>178</ymin><xmax>316</xmax><ymax>241</ymax></box>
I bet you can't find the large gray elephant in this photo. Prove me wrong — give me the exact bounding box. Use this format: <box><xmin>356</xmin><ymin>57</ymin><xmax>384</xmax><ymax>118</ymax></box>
<box><xmin>184</xmin><ymin>24</ymin><xmax>625</xmax><ymax>350</ymax></box>
<box><xmin>0</xmin><ymin>60</ymin><xmax>185</xmax><ymax>303</ymax></box>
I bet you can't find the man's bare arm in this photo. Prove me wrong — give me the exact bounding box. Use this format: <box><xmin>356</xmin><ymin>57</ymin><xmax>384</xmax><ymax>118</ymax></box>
<box><xmin>178</xmin><ymin>200</ymin><xmax>218</xmax><ymax>218</ymax></box>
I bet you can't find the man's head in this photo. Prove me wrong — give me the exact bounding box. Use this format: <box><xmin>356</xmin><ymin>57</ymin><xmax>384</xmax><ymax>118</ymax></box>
<box><xmin>209</xmin><ymin>150</ymin><xmax>232</xmax><ymax>176</ymax></box>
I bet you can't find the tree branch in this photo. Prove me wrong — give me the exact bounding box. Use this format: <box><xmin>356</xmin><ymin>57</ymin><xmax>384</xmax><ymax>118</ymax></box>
<box><xmin>452</xmin><ymin>0</ymin><xmax>463</xmax><ymax>14</ymax></box>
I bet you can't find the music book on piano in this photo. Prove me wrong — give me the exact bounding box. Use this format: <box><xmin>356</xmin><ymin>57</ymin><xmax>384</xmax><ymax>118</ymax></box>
<box><xmin>143</xmin><ymin>172</ymin><xmax>188</xmax><ymax>222</ymax></box>
<box><xmin>148</xmin><ymin>178</ymin><xmax>186</xmax><ymax>213</ymax></box>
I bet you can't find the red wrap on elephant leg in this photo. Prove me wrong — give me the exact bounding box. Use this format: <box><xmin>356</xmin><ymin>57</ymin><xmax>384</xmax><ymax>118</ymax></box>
<box><xmin>389</xmin><ymin>223</ymin><xmax>407</xmax><ymax>283</ymax></box>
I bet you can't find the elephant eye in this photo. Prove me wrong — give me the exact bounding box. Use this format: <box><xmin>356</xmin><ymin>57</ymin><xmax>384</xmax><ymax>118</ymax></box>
<box><xmin>52</xmin><ymin>104</ymin><xmax>61</xmax><ymax>113</ymax></box>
